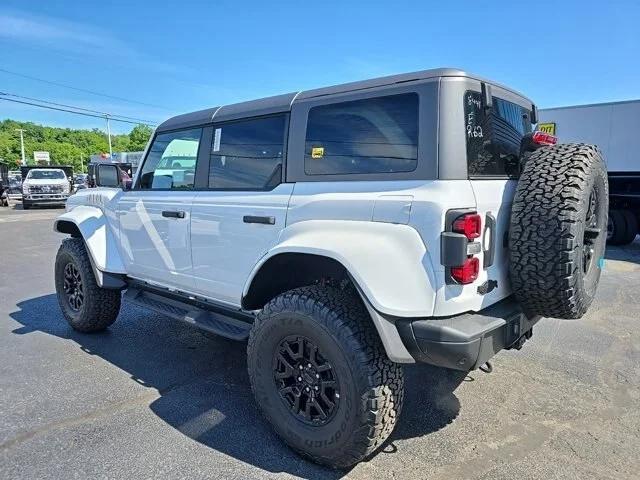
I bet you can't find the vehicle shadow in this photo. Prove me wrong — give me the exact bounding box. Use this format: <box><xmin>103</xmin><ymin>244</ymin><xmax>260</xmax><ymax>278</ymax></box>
<box><xmin>9</xmin><ymin>294</ymin><xmax>463</xmax><ymax>478</ymax></box>
<box><xmin>605</xmin><ymin>238</ymin><xmax>640</xmax><ymax>264</ymax></box>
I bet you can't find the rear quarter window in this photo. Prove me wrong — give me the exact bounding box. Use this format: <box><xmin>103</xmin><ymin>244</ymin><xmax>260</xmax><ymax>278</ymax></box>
<box><xmin>464</xmin><ymin>90</ymin><xmax>532</xmax><ymax>178</ymax></box>
<box><xmin>304</xmin><ymin>93</ymin><xmax>419</xmax><ymax>175</ymax></box>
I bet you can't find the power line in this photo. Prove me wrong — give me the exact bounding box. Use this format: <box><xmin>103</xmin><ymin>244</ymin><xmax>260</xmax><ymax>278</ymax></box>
<box><xmin>0</xmin><ymin>67</ymin><xmax>171</xmax><ymax>111</ymax></box>
<box><xmin>0</xmin><ymin>92</ymin><xmax>159</xmax><ymax>124</ymax></box>
<box><xmin>0</xmin><ymin>96</ymin><xmax>158</xmax><ymax>126</ymax></box>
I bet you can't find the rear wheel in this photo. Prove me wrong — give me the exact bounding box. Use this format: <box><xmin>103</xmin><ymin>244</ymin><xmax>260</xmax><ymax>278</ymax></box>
<box><xmin>55</xmin><ymin>238</ymin><xmax>121</xmax><ymax>332</ymax></box>
<box><xmin>247</xmin><ymin>285</ymin><xmax>404</xmax><ymax>468</ymax></box>
<box><xmin>509</xmin><ymin>143</ymin><xmax>609</xmax><ymax>319</ymax></box>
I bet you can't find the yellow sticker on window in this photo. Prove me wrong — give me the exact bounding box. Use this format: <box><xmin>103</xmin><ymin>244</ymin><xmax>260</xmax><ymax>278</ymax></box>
<box><xmin>538</xmin><ymin>122</ymin><xmax>556</xmax><ymax>135</ymax></box>
<box><xmin>311</xmin><ymin>147</ymin><xmax>324</xmax><ymax>159</ymax></box>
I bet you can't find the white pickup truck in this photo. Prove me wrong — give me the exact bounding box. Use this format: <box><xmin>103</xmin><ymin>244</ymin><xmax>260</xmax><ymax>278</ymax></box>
<box><xmin>52</xmin><ymin>68</ymin><xmax>607</xmax><ymax>468</ymax></box>
<box><xmin>22</xmin><ymin>167</ymin><xmax>71</xmax><ymax>209</ymax></box>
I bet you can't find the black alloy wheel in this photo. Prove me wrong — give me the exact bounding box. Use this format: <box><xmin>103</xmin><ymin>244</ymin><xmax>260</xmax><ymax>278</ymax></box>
<box><xmin>273</xmin><ymin>335</ymin><xmax>340</xmax><ymax>426</ymax></box>
<box><xmin>63</xmin><ymin>262</ymin><xmax>84</xmax><ymax>311</ymax></box>
<box><xmin>583</xmin><ymin>190</ymin><xmax>601</xmax><ymax>274</ymax></box>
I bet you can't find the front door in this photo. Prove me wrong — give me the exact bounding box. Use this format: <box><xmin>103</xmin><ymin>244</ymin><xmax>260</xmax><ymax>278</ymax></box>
<box><xmin>190</xmin><ymin>114</ymin><xmax>292</xmax><ymax>306</ymax></box>
<box><xmin>118</xmin><ymin>127</ymin><xmax>204</xmax><ymax>291</ymax></box>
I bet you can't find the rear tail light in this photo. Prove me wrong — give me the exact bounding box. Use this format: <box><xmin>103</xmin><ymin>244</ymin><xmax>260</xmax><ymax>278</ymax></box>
<box><xmin>452</xmin><ymin>213</ymin><xmax>482</xmax><ymax>240</ymax></box>
<box><xmin>441</xmin><ymin>211</ymin><xmax>483</xmax><ymax>285</ymax></box>
<box><xmin>532</xmin><ymin>131</ymin><xmax>558</xmax><ymax>146</ymax></box>
<box><xmin>451</xmin><ymin>257</ymin><xmax>480</xmax><ymax>284</ymax></box>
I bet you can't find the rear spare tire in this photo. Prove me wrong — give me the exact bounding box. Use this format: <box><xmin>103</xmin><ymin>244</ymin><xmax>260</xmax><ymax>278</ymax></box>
<box><xmin>509</xmin><ymin>144</ymin><xmax>608</xmax><ymax>319</ymax></box>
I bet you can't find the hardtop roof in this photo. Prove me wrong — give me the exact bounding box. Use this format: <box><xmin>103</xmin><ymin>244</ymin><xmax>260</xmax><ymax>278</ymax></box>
<box><xmin>156</xmin><ymin>68</ymin><xmax>531</xmax><ymax>132</ymax></box>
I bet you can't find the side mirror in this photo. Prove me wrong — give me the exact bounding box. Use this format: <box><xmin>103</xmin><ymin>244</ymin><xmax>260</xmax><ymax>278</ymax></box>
<box><xmin>95</xmin><ymin>164</ymin><xmax>121</xmax><ymax>188</ymax></box>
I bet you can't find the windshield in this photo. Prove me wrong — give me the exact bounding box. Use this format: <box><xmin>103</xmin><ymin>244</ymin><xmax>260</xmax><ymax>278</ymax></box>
<box><xmin>27</xmin><ymin>170</ymin><xmax>66</xmax><ymax>180</ymax></box>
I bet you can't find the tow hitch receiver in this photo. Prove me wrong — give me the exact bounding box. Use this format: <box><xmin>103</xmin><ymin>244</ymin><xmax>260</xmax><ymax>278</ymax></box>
<box><xmin>506</xmin><ymin>314</ymin><xmax>535</xmax><ymax>350</ymax></box>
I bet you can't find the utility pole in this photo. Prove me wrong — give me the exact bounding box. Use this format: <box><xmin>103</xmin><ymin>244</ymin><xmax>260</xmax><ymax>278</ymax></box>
<box><xmin>15</xmin><ymin>129</ymin><xmax>26</xmax><ymax>165</ymax></box>
<box><xmin>105</xmin><ymin>115</ymin><xmax>113</xmax><ymax>159</ymax></box>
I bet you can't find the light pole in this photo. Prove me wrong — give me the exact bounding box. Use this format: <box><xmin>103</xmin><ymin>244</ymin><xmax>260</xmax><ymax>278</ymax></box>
<box><xmin>15</xmin><ymin>129</ymin><xmax>26</xmax><ymax>165</ymax></box>
<box><xmin>105</xmin><ymin>115</ymin><xmax>113</xmax><ymax>159</ymax></box>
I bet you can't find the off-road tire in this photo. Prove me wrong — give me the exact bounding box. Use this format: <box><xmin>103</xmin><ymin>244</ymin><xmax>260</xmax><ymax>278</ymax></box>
<box><xmin>55</xmin><ymin>237</ymin><xmax>121</xmax><ymax>332</ymax></box>
<box><xmin>509</xmin><ymin>143</ymin><xmax>608</xmax><ymax>319</ymax></box>
<box><xmin>247</xmin><ymin>285</ymin><xmax>404</xmax><ymax>469</ymax></box>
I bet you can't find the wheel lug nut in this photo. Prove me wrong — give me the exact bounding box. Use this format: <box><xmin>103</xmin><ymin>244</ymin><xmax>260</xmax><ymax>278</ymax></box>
<box><xmin>314</xmin><ymin>386</ymin><xmax>319</xmax><ymax>390</ymax></box>
<box><xmin>297</xmin><ymin>377</ymin><xmax>302</xmax><ymax>381</ymax></box>
<box><xmin>306</xmin><ymin>387</ymin><xmax>310</xmax><ymax>392</ymax></box>
<box><xmin>299</xmin><ymin>365</ymin><xmax>303</xmax><ymax>370</ymax></box>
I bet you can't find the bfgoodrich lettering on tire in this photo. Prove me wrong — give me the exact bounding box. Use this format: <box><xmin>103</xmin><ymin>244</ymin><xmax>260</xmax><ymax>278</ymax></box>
<box><xmin>509</xmin><ymin>143</ymin><xmax>608</xmax><ymax>319</ymax></box>
<box><xmin>247</xmin><ymin>285</ymin><xmax>404</xmax><ymax>468</ymax></box>
<box><xmin>55</xmin><ymin>238</ymin><xmax>121</xmax><ymax>332</ymax></box>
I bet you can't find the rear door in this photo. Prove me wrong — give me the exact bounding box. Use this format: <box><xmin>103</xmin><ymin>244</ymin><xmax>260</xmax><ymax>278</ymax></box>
<box><xmin>190</xmin><ymin>114</ymin><xmax>293</xmax><ymax>306</ymax></box>
<box><xmin>464</xmin><ymin>87</ymin><xmax>533</xmax><ymax>301</ymax></box>
<box><xmin>118</xmin><ymin>127</ymin><xmax>205</xmax><ymax>291</ymax></box>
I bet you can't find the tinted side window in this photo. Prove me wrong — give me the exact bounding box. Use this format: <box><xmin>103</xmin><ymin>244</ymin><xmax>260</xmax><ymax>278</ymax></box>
<box><xmin>464</xmin><ymin>91</ymin><xmax>532</xmax><ymax>177</ymax></box>
<box><xmin>208</xmin><ymin>115</ymin><xmax>286</xmax><ymax>189</ymax></box>
<box><xmin>304</xmin><ymin>93</ymin><xmax>419</xmax><ymax>175</ymax></box>
<box><xmin>138</xmin><ymin>128</ymin><xmax>202</xmax><ymax>189</ymax></box>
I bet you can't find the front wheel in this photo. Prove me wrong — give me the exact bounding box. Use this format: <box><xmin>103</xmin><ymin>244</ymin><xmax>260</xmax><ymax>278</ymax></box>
<box><xmin>247</xmin><ymin>285</ymin><xmax>404</xmax><ymax>468</ymax></box>
<box><xmin>55</xmin><ymin>238</ymin><xmax>121</xmax><ymax>332</ymax></box>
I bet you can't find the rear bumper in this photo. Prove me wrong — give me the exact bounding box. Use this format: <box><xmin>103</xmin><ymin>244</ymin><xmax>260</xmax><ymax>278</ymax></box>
<box><xmin>396</xmin><ymin>297</ymin><xmax>540</xmax><ymax>371</ymax></box>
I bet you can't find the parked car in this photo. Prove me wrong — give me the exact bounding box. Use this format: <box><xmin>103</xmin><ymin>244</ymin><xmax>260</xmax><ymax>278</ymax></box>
<box><xmin>21</xmin><ymin>166</ymin><xmax>72</xmax><ymax>209</ymax></box>
<box><xmin>73</xmin><ymin>173</ymin><xmax>89</xmax><ymax>191</ymax></box>
<box><xmin>53</xmin><ymin>68</ymin><xmax>608</xmax><ymax>468</ymax></box>
<box><xmin>0</xmin><ymin>162</ymin><xmax>9</xmax><ymax>207</ymax></box>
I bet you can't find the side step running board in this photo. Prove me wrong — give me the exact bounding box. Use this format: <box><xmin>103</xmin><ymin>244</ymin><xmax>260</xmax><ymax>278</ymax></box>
<box><xmin>124</xmin><ymin>287</ymin><xmax>253</xmax><ymax>341</ymax></box>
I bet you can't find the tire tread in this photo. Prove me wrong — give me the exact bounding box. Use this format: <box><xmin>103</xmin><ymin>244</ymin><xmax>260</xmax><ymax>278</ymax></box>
<box><xmin>247</xmin><ymin>285</ymin><xmax>404</xmax><ymax>468</ymax></box>
<box><xmin>55</xmin><ymin>237</ymin><xmax>121</xmax><ymax>332</ymax></box>
<box><xmin>509</xmin><ymin>143</ymin><xmax>608</xmax><ymax>319</ymax></box>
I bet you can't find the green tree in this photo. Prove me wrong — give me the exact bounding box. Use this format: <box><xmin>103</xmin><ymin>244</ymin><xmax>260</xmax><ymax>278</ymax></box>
<box><xmin>128</xmin><ymin>124</ymin><xmax>153</xmax><ymax>151</ymax></box>
<box><xmin>0</xmin><ymin>119</ymin><xmax>154</xmax><ymax>172</ymax></box>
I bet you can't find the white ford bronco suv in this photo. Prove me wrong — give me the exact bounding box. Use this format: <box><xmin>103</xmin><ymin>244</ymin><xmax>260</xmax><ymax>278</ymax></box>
<box><xmin>53</xmin><ymin>68</ymin><xmax>608</xmax><ymax>468</ymax></box>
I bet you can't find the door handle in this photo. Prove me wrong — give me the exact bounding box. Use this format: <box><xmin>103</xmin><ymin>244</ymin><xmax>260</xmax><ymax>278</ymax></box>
<box><xmin>162</xmin><ymin>210</ymin><xmax>185</xmax><ymax>219</ymax></box>
<box><xmin>243</xmin><ymin>215</ymin><xmax>275</xmax><ymax>225</ymax></box>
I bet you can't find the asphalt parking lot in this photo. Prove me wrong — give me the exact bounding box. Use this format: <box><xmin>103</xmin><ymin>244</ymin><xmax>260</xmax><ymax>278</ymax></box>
<box><xmin>1</xmin><ymin>204</ymin><xmax>639</xmax><ymax>479</ymax></box>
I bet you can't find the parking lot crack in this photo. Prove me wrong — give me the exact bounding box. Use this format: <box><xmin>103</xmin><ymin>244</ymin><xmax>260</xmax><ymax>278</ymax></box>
<box><xmin>0</xmin><ymin>390</ymin><xmax>160</xmax><ymax>451</ymax></box>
